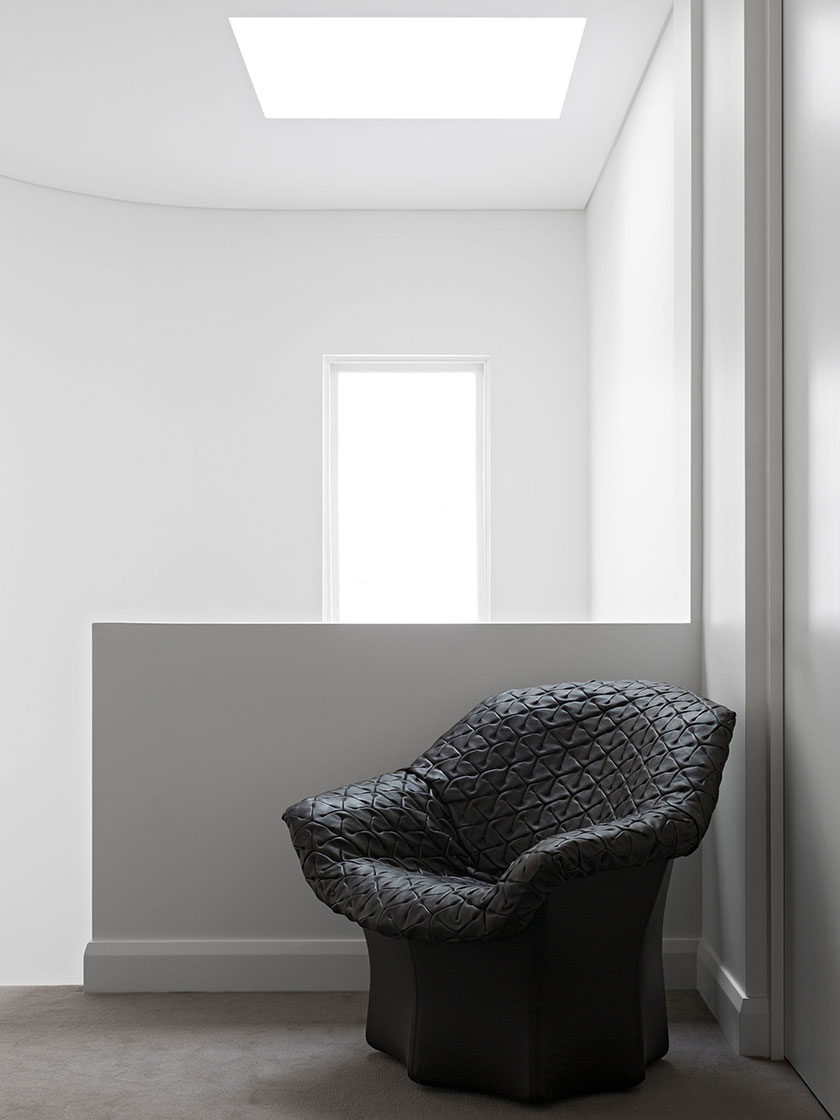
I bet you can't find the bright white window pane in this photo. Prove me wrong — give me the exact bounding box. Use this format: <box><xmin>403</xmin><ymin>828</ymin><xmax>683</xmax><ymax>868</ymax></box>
<box><xmin>332</xmin><ymin>367</ymin><xmax>481</xmax><ymax>623</ymax></box>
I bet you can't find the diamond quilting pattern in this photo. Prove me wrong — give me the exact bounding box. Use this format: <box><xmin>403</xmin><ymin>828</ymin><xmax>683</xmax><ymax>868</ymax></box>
<box><xmin>283</xmin><ymin>680</ymin><xmax>735</xmax><ymax>942</ymax></box>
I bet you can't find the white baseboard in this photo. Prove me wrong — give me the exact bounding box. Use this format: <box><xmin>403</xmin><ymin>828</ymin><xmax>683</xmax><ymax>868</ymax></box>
<box><xmin>84</xmin><ymin>939</ymin><xmax>370</xmax><ymax>993</ymax></box>
<box><xmin>662</xmin><ymin>937</ymin><xmax>700</xmax><ymax>989</ymax></box>
<box><xmin>85</xmin><ymin>937</ymin><xmax>700</xmax><ymax>995</ymax></box>
<box><xmin>87</xmin><ymin>936</ymin><xmax>769</xmax><ymax>1061</ymax></box>
<box><xmin>696</xmin><ymin>938</ymin><xmax>770</xmax><ymax>1056</ymax></box>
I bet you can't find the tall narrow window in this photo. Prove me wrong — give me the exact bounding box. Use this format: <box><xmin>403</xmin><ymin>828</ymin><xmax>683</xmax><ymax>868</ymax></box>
<box><xmin>324</xmin><ymin>357</ymin><xmax>488</xmax><ymax>623</ymax></box>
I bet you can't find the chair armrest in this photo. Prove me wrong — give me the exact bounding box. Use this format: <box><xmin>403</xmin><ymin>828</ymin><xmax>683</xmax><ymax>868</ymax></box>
<box><xmin>283</xmin><ymin>769</ymin><xmax>469</xmax><ymax>879</ymax></box>
<box><xmin>498</xmin><ymin>799</ymin><xmax>704</xmax><ymax>895</ymax></box>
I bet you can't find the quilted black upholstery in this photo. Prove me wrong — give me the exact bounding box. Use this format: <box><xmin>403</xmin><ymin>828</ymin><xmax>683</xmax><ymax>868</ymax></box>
<box><xmin>283</xmin><ymin>680</ymin><xmax>735</xmax><ymax>941</ymax></box>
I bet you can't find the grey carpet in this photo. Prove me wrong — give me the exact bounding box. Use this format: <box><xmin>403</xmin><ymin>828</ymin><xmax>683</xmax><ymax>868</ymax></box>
<box><xmin>0</xmin><ymin>988</ymin><xmax>828</xmax><ymax>1120</ymax></box>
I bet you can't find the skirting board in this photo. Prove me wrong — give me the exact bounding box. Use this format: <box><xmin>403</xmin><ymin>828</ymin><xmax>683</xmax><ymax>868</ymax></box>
<box><xmin>84</xmin><ymin>937</ymin><xmax>698</xmax><ymax>994</ymax></box>
<box><xmin>696</xmin><ymin>939</ymin><xmax>770</xmax><ymax>1057</ymax></box>
<box><xmin>84</xmin><ymin>940</ymin><xmax>370</xmax><ymax>993</ymax></box>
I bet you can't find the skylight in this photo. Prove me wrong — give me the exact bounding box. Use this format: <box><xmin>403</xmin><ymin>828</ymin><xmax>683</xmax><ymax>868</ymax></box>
<box><xmin>229</xmin><ymin>17</ymin><xmax>586</xmax><ymax>120</ymax></box>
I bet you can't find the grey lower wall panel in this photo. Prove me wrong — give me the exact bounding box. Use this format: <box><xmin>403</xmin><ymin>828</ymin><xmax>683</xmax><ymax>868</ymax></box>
<box><xmin>90</xmin><ymin>622</ymin><xmax>702</xmax><ymax>991</ymax></box>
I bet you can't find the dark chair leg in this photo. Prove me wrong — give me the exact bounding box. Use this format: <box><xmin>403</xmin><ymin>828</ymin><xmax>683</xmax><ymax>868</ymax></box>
<box><xmin>364</xmin><ymin>860</ymin><xmax>672</xmax><ymax>1103</ymax></box>
<box><xmin>640</xmin><ymin>860</ymin><xmax>673</xmax><ymax>1064</ymax></box>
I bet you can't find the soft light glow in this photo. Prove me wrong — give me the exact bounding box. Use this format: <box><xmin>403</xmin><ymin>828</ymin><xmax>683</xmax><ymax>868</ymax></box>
<box><xmin>229</xmin><ymin>17</ymin><xmax>586</xmax><ymax>119</ymax></box>
<box><xmin>331</xmin><ymin>367</ymin><xmax>482</xmax><ymax>623</ymax></box>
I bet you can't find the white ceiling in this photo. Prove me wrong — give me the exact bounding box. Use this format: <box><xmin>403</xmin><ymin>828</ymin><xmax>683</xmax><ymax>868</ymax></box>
<box><xmin>0</xmin><ymin>0</ymin><xmax>672</xmax><ymax>210</ymax></box>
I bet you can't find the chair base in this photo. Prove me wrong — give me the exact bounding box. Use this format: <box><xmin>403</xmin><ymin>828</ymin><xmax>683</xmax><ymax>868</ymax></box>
<box><xmin>364</xmin><ymin>860</ymin><xmax>672</xmax><ymax>1103</ymax></box>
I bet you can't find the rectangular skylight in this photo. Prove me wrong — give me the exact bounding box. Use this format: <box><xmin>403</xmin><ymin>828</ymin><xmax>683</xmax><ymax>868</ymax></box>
<box><xmin>229</xmin><ymin>17</ymin><xmax>586</xmax><ymax>120</ymax></box>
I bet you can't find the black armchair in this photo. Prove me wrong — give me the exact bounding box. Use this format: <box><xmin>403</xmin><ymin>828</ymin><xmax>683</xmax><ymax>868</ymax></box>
<box><xmin>284</xmin><ymin>680</ymin><xmax>734</xmax><ymax>1102</ymax></box>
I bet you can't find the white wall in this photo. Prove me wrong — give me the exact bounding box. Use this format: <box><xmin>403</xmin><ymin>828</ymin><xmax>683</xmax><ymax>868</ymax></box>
<box><xmin>0</xmin><ymin>176</ymin><xmax>592</xmax><ymax>983</ymax></box>
<box><xmin>586</xmin><ymin>15</ymin><xmax>691</xmax><ymax>623</ymax></box>
<box><xmin>784</xmin><ymin>1</ymin><xmax>840</xmax><ymax>1113</ymax></box>
<box><xmin>698</xmin><ymin>0</ymin><xmax>781</xmax><ymax>1059</ymax></box>
<box><xmin>701</xmin><ymin>0</ymin><xmax>748</xmax><ymax>1000</ymax></box>
<box><xmin>576</xmin><ymin>0</ymin><xmax>702</xmax><ymax>961</ymax></box>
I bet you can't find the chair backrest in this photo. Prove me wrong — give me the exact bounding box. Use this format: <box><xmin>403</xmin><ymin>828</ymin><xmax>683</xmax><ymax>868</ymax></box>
<box><xmin>409</xmin><ymin>680</ymin><xmax>735</xmax><ymax>877</ymax></box>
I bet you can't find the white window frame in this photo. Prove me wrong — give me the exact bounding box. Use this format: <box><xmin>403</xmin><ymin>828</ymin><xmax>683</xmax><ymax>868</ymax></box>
<box><xmin>322</xmin><ymin>354</ymin><xmax>491</xmax><ymax>623</ymax></box>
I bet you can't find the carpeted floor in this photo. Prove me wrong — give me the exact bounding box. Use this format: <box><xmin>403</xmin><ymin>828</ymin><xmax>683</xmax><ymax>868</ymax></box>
<box><xmin>0</xmin><ymin>988</ymin><xmax>828</xmax><ymax>1120</ymax></box>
